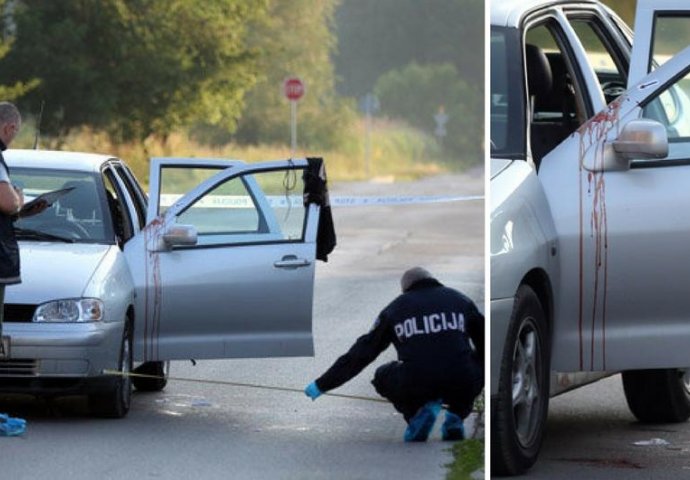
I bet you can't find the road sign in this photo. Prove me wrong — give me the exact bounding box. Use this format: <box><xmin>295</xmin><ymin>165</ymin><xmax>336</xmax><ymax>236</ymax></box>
<box><xmin>284</xmin><ymin>77</ymin><xmax>305</xmax><ymax>101</ymax></box>
<box><xmin>434</xmin><ymin>105</ymin><xmax>449</xmax><ymax>138</ymax></box>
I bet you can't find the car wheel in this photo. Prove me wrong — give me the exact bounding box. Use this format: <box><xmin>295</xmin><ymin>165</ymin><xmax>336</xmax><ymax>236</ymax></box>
<box><xmin>90</xmin><ymin>320</ymin><xmax>133</xmax><ymax>418</ymax></box>
<box><xmin>132</xmin><ymin>361</ymin><xmax>170</xmax><ymax>392</ymax></box>
<box><xmin>492</xmin><ymin>285</ymin><xmax>550</xmax><ymax>476</ymax></box>
<box><xmin>622</xmin><ymin>369</ymin><xmax>690</xmax><ymax>423</ymax></box>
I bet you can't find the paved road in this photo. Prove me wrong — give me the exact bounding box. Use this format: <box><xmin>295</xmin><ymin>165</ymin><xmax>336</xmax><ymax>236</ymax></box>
<box><xmin>525</xmin><ymin>374</ymin><xmax>690</xmax><ymax>479</ymax></box>
<box><xmin>0</xmin><ymin>169</ymin><xmax>484</xmax><ymax>480</ymax></box>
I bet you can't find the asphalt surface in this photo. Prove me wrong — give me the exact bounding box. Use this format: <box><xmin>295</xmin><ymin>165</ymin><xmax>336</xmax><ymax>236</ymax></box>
<box><xmin>0</xmin><ymin>169</ymin><xmax>484</xmax><ymax>480</ymax></box>
<box><xmin>523</xmin><ymin>374</ymin><xmax>690</xmax><ymax>479</ymax></box>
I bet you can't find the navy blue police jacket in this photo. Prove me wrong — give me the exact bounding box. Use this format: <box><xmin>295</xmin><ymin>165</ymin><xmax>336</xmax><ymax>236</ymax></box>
<box><xmin>315</xmin><ymin>278</ymin><xmax>484</xmax><ymax>392</ymax></box>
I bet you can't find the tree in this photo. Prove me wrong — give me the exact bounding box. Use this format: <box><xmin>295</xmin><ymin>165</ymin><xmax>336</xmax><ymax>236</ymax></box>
<box><xmin>0</xmin><ymin>0</ymin><xmax>38</xmax><ymax>102</ymax></box>
<box><xmin>0</xmin><ymin>0</ymin><xmax>267</xmax><ymax>142</ymax></box>
<box><xmin>334</xmin><ymin>0</ymin><xmax>483</xmax><ymax>97</ymax></box>
<box><xmin>230</xmin><ymin>0</ymin><xmax>356</xmax><ymax>150</ymax></box>
<box><xmin>375</xmin><ymin>62</ymin><xmax>482</xmax><ymax>161</ymax></box>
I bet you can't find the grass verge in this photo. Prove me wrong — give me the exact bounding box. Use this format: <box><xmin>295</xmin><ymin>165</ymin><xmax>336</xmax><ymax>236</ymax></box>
<box><xmin>15</xmin><ymin>119</ymin><xmax>478</xmax><ymax>185</ymax></box>
<box><xmin>446</xmin><ymin>439</ymin><xmax>484</xmax><ymax>480</ymax></box>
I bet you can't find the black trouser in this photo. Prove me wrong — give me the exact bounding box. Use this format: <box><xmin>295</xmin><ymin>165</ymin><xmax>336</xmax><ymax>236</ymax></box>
<box><xmin>371</xmin><ymin>359</ymin><xmax>483</xmax><ymax>423</ymax></box>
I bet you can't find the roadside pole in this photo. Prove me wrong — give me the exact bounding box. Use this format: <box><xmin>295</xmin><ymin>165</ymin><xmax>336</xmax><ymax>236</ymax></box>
<box><xmin>283</xmin><ymin>77</ymin><xmax>305</xmax><ymax>157</ymax></box>
<box><xmin>360</xmin><ymin>93</ymin><xmax>379</xmax><ymax>178</ymax></box>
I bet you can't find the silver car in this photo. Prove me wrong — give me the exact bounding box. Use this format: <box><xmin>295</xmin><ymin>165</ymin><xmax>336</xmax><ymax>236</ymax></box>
<box><xmin>1</xmin><ymin>149</ymin><xmax>325</xmax><ymax>418</ymax></box>
<box><xmin>491</xmin><ymin>0</ymin><xmax>690</xmax><ymax>475</ymax></box>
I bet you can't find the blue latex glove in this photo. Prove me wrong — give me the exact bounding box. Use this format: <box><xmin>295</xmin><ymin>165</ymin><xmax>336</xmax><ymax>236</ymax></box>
<box><xmin>0</xmin><ymin>413</ymin><xmax>26</xmax><ymax>437</ymax></box>
<box><xmin>304</xmin><ymin>381</ymin><xmax>322</xmax><ymax>400</ymax></box>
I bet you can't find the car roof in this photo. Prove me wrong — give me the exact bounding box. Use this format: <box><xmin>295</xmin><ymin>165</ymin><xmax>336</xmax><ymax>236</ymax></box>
<box><xmin>491</xmin><ymin>0</ymin><xmax>604</xmax><ymax>28</ymax></box>
<box><xmin>3</xmin><ymin>149</ymin><xmax>119</xmax><ymax>172</ymax></box>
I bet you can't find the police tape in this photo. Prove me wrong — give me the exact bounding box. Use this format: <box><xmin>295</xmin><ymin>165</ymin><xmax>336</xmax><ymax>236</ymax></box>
<box><xmin>160</xmin><ymin>193</ymin><xmax>483</xmax><ymax>209</ymax></box>
<box><xmin>328</xmin><ymin>194</ymin><xmax>484</xmax><ymax>207</ymax></box>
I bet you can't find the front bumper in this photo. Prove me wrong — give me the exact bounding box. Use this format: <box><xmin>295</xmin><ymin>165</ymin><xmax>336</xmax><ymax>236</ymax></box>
<box><xmin>0</xmin><ymin>321</ymin><xmax>123</xmax><ymax>394</ymax></box>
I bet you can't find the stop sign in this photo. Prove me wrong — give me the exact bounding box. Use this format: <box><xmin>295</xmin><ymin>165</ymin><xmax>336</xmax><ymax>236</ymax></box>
<box><xmin>283</xmin><ymin>77</ymin><xmax>305</xmax><ymax>101</ymax></box>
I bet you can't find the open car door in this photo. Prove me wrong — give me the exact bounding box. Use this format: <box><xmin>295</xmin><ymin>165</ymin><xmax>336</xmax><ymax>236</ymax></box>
<box><xmin>539</xmin><ymin>1</ymin><xmax>690</xmax><ymax>372</ymax></box>
<box><xmin>126</xmin><ymin>158</ymin><xmax>329</xmax><ymax>362</ymax></box>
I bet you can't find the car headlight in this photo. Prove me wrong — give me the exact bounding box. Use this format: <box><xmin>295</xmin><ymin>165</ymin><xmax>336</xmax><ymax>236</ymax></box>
<box><xmin>33</xmin><ymin>298</ymin><xmax>104</xmax><ymax>323</ymax></box>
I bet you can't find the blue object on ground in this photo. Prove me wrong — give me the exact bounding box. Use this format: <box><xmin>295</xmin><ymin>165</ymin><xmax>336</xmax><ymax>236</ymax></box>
<box><xmin>304</xmin><ymin>381</ymin><xmax>322</xmax><ymax>401</ymax></box>
<box><xmin>441</xmin><ymin>411</ymin><xmax>465</xmax><ymax>441</ymax></box>
<box><xmin>404</xmin><ymin>400</ymin><xmax>442</xmax><ymax>442</ymax></box>
<box><xmin>0</xmin><ymin>413</ymin><xmax>26</xmax><ymax>437</ymax></box>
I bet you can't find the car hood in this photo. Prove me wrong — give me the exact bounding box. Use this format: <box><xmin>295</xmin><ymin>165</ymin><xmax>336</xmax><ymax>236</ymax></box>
<box><xmin>491</xmin><ymin>158</ymin><xmax>513</xmax><ymax>179</ymax></box>
<box><xmin>9</xmin><ymin>242</ymin><xmax>113</xmax><ymax>304</ymax></box>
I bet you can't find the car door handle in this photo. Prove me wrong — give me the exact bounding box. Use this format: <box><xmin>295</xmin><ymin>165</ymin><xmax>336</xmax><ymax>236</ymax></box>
<box><xmin>274</xmin><ymin>255</ymin><xmax>312</xmax><ymax>269</ymax></box>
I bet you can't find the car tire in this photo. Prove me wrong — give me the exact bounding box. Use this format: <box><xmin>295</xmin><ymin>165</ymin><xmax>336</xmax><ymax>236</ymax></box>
<box><xmin>492</xmin><ymin>285</ymin><xmax>550</xmax><ymax>476</ymax></box>
<box><xmin>90</xmin><ymin>320</ymin><xmax>133</xmax><ymax>418</ymax></box>
<box><xmin>132</xmin><ymin>361</ymin><xmax>170</xmax><ymax>392</ymax></box>
<box><xmin>622</xmin><ymin>369</ymin><xmax>690</xmax><ymax>423</ymax></box>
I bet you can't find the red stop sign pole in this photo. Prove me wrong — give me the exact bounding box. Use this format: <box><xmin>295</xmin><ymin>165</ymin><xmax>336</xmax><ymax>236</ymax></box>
<box><xmin>283</xmin><ymin>77</ymin><xmax>305</xmax><ymax>155</ymax></box>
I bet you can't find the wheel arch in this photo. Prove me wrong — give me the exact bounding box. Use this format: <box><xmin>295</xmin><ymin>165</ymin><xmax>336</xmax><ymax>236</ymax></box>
<box><xmin>520</xmin><ymin>268</ymin><xmax>554</xmax><ymax>341</ymax></box>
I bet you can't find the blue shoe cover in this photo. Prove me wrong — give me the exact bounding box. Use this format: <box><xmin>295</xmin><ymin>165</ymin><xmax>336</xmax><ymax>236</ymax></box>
<box><xmin>441</xmin><ymin>411</ymin><xmax>465</xmax><ymax>441</ymax></box>
<box><xmin>404</xmin><ymin>400</ymin><xmax>441</xmax><ymax>442</ymax></box>
<box><xmin>0</xmin><ymin>413</ymin><xmax>26</xmax><ymax>437</ymax></box>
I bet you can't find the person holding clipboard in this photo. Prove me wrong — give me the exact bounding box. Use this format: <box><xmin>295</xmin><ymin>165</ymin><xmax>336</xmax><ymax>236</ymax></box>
<box><xmin>0</xmin><ymin>101</ymin><xmax>42</xmax><ymax>435</ymax></box>
<box><xmin>0</xmin><ymin>102</ymin><xmax>47</xmax><ymax>354</ymax></box>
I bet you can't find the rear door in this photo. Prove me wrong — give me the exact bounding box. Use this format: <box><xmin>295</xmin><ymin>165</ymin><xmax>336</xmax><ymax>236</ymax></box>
<box><xmin>126</xmin><ymin>158</ymin><xmax>322</xmax><ymax>361</ymax></box>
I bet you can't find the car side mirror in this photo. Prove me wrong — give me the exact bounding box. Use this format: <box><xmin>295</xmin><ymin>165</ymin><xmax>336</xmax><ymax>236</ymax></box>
<box><xmin>150</xmin><ymin>224</ymin><xmax>198</xmax><ymax>252</ymax></box>
<box><xmin>612</xmin><ymin>119</ymin><xmax>668</xmax><ymax>162</ymax></box>
<box><xmin>588</xmin><ymin>119</ymin><xmax>668</xmax><ymax>172</ymax></box>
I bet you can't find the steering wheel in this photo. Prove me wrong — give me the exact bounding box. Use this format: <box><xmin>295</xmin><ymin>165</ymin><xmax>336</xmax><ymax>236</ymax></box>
<box><xmin>601</xmin><ymin>81</ymin><xmax>626</xmax><ymax>103</ymax></box>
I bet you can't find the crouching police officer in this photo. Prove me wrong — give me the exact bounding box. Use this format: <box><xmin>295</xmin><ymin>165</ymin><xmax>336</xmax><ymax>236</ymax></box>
<box><xmin>305</xmin><ymin>267</ymin><xmax>484</xmax><ymax>442</ymax></box>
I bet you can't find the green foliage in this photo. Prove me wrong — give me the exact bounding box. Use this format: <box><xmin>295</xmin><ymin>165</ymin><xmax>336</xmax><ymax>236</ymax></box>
<box><xmin>229</xmin><ymin>0</ymin><xmax>357</xmax><ymax>150</ymax></box>
<box><xmin>374</xmin><ymin>62</ymin><xmax>482</xmax><ymax>163</ymax></box>
<box><xmin>0</xmin><ymin>0</ymin><xmax>39</xmax><ymax>101</ymax></box>
<box><xmin>601</xmin><ymin>0</ymin><xmax>636</xmax><ymax>26</ymax></box>
<box><xmin>334</xmin><ymin>0</ymin><xmax>484</xmax><ymax>98</ymax></box>
<box><xmin>446</xmin><ymin>439</ymin><xmax>484</xmax><ymax>480</ymax></box>
<box><xmin>1</xmin><ymin>0</ymin><xmax>267</xmax><ymax>141</ymax></box>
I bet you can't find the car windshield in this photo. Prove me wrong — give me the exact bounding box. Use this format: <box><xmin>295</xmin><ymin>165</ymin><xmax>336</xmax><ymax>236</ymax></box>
<box><xmin>491</xmin><ymin>26</ymin><xmax>525</xmax><ymax>159</ymax></box>
<box><xmin>12</xmin><ymin>168</ymin><xmax>115</xmax><ymax>244</ymax></box>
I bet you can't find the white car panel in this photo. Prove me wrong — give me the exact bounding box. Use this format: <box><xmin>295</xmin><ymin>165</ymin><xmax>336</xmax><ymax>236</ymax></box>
<box><xmin>540</xmin><ymin>46</ymin><xmax>690</xmax><ymax>372</ymax></box>
<box><xmin>127</xmin><ymin>158</ymin><xmax>320</xmax><ymax>361</ymax></box>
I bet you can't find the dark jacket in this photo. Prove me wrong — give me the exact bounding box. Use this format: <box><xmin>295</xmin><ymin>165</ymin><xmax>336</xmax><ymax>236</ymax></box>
<box><xmin>0</xmin><ymin>145</ymin><xmax>20</xmax><ymax>284</ymax></box>
<box><xmin>316</xmin><ymin>278</ymin><xmax>484</xmax><ymax>392</ymax></box>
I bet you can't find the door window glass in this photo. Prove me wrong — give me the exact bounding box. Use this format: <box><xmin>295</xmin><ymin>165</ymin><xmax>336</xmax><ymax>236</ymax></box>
<box><xmin>525</xmin><ymin>22</ymin><xmax>587</xmax><ymax>165</ymax></box>
<box><xmin>171</xmin><ymin>168</ymin><xmax>307</xmax><ymax>246</ymax></box>
<box><xmin>641</xmin><ymin>66</ymin><xmax>690</xmax><ymax>153</ymax></box>
<box><xmin>568</xmin><ymin>17</ymin><xmax>627</xmax><ymax>104</ymax></box>
<box><xmin>649</xmin><ymin>15</ymin><xmax>690</xmax><ymax>71</ymax></box>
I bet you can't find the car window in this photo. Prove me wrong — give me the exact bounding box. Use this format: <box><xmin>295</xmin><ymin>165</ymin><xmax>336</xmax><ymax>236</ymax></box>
<box><xmin>568</xmin><ymin>16</ymin><xmax>627</xmax><ymax>104</ymax></box>
<box><xmin>12</xmin><ymin>168</ymin><xmax>114</xmax><ymax>243</ymax></box>
<box><xmin>162</xmin><ymin>167</ymin><xmax>307</xmax><ymax>246</ymax></box>
<box><xmin>490</xmin><ymin>26</ymin><xmax>525</xmax><ymax>159</ymax></box>
<box><xmin>648</xmin><ymin>15</ymin><xmax>690</xmax><ymax>72</ymax></box>
<box><xmin>115</xmin><ymin>164</ymin><xmax>147</xmax><ymax>229</ymax></box>
<box><xmin>103</xmin><ymin>168</ymin><xmax>134</xmax><ymax>243</ymax></box>
<box><xmin>641</xmin><ymin>66</ymin><xmax>690</xmax><ymax>145</ymax></box>
<box><xmin>525</xmin><ymin>21</ymin><xmax>588</xmax><ymax>165</ymax></box>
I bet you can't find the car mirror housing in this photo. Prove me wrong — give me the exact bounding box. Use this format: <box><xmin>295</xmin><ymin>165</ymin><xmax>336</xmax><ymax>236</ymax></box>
<box><xmin>151</xmin><ymin>224</ymin><xmax>198</xmax><ymax>251</ymax></box>
<box><xmin>612</xmin><ymin>118</ymin><xmax>668</xmax><ymax>162</ymax></box>
<box><xmin>586</xmin><ymin>119</ymin><xmax>668</xmax><ymax>172</ymax></box>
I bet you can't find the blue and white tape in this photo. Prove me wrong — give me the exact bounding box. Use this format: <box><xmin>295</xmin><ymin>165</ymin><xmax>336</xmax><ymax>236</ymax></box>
<box><xmin>160</xmin><ymin>193</ymin><xmax>483</xmax><ymax>209</ymax></box>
